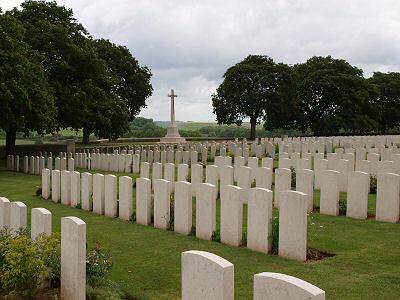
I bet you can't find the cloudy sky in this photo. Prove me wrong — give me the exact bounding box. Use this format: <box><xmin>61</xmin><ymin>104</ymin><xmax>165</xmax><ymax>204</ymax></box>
<box><xmin>1</xmin><ymin>0</ymin><xmax>400</xmax><ymax>121</ymax></box>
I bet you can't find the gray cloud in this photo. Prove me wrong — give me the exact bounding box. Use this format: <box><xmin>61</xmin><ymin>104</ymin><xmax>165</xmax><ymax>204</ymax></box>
<box><xmin>2</xmin><ymin>0</ymin><xmax>400</xmax><ymax>121</ymax></box>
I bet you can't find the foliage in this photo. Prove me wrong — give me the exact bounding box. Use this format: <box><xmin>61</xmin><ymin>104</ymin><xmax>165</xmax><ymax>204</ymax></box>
<box><xmin>290</xmin><ymin>167</ymin><xmax>296</xmax><ymax>187</ymax></box>
<box><xmin>211</xmin><ymin>230</ymin><xmax>221</xmax><ymax>243</ymax></box>
<box><xmin>370</xmin><ymin>176</ymin><xmax>377</xmax><ymax>194</ymax></box>
<box><xmin>212</xmin><ymin>55</ymin><xmax>298</xmax><ymax>139</ymax></box>
<box><xmin>35</xmin><ymin>233</ymin><xmax>62</xmax><ymax>287</ymax></box>
<box><xmin>7</xmin><ymin>1</ymin><xmax>151</xmax><ymax>145</ymax></box>
<box><xmin>86</xmin><ymin>243</ymin><xmax>113</xmax><ymax>288</ymax></box>
<box><xmin>0</xmin><ymin>235</ymin><xmax>46</xmax><ymax>297</ymax></box>
<box><xmin>0</xmin><ymin>11</ymin><xmax>56</xmax><ymax>155</ymax></box>
<box><xmin>294</xmin><ymin>56</ymin><xmax>377</xmax><ymax>135</ymax></box>
<box><xmin>368</xmin><ymin>72</ymin><xmax>400</xmax><ymax>133</ymax></box>
<box><xmin>93</xmin><ymin>39</ymin><xmax>153</xmax><ymax>121</ymax></box>
<box><xmin>271</xmin><ymin>216</ymin><xmax>279</xmax><ymax>254</ymax></box>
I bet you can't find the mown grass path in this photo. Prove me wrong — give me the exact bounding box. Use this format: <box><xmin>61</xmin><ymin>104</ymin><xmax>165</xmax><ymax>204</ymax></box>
<box><xmin>0</xmin><ymin>165</ymin><xmax>399</xmax><ymax>299</ymax></box>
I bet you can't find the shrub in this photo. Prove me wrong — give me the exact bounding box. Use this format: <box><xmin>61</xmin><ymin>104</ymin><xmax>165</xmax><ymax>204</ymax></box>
<box><xmin>35</xmin><ymin>233</ymin><xmax>62</xmax><ymax>288</ymax></box>
<box><xmin>0</xmin><ymin>235</ymin><xmax>46</xmax><ymax>297</ymax></box>
<box><xmin>211</xmin><ymin>230</ymin><xmax>221</xmax><ymax>243</ymax></box>
<box><xmin>86</xmin><ymin>243</ymin><xmax>113</xmax><ymax>288</ymax></box>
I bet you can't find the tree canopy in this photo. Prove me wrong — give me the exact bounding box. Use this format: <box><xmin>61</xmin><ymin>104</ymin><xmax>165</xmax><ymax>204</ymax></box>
<box><xmin>0</xmin><ymin>12</ymin><xmax>56</xmax><ymax>155</ymax></box>
<box><xmin>368</xmin><ymin>72</ymin><xmax>400</xmax><ymax>133</ymax></box>
<box><xmin>2</xmin><ymin>0</ymin><xmax>152</xmax><ymax>152</ymax></box>
<box><xmin>212</xmin><ymin>55</ymin><xmax>298</xmax><ymax>139</ymax></box>
<box><xmin>294</xmin><ymin>56</ymin><xmax>377</xmax><ymax>135</ymax></box>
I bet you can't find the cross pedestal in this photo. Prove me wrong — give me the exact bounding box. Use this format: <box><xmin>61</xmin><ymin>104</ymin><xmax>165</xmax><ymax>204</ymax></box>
<box><xmin>160</xmin><ymin>89</ymin><xmax>186</xmax><ymax>144</ymax></box>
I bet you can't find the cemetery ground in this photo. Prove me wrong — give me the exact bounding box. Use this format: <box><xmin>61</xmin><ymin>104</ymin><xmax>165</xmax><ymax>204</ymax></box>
<box><xmin>0</xmin><ymin>162</ymin><xmax>399</xmax><ymax>299</ymax></box>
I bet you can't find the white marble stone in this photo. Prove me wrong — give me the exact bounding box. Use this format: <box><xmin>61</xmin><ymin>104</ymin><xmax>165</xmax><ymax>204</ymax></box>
<box><xmin>261</xmin><ymin>157</ymin><xmax>274</xmax><ymax>169</ymax></box>
<box><xmin>0</xmin><ymin>197</ymin><xmax>10</xmax><ymax>230</ymax></box>
<box><xmin>247</xmin><ymin>188</ymin><xmax>273</xmax><ymax>253</ymax></box>
<box><xmin>136</xmin><ymin>177</ymin><xmax>152</xmax><ymax>225</ymax></box>
<box><xmin>279</xmin><ymin>191</ymin><xmax>308</xmax><ymax>261</ymax></box>
<box><xmin>346</xmin><ymin>171</ymin><xmax>370</xmax><ymax>219</ymax></box>
<box><xmin>191</xmin><ymin>164</ymin><xmax>203</xmax><ymax>196</ymax></box>
<box><xmin>320</xmin><ymin>170</ymin><xmax>340</xmax><ymax>216</ymax></box>
<box><xmin>154</xmin><ymin>179</ymin><xmax>171</xmax><ymax>229</ymax></box>
<box><xmin>51</xmin><ymin>170</ymin><xmax>61</xmax><ymax>203</ymax></box>
<box><xmin>274</xmin><ymin>168</ymin><xmax>291</xmax><ymax>208</ymax></box>
<box><xmin>220</xmin><ymin>165</ymin><xmax>234</xmax><ymax>187</ymax></box>
<box><xmin>119</xmin><ymin>176</ymin><xmax>133</xmax><ymax>221</ymax></box>
<box><xmin>254</xmin><ymin>272</ymin><xmax>326</xmax><ymax>300</ymax></box>
<box><xmin>196</xmin><ymin>183</ymin><xmax>217</xmax><ymax>240</ymax></box>
<box><xmin>42</xmin><ymin>168</ymin><xmax>51</xmax><ymax>199</ymax></box>
<box><xmin>10</xmin><ymin>201</ymin><xmax>27</xmax><ymax>234</ymax></box>
<box><xmin>164</xmin><ymin>163</ymin><xmax>176</xmax><ymax>192</ymax></box>
<box><xmin>174</xmin><ymin>181</ymin><xmax>193</xmax><ymax>235</ymax></box>
<box><xmin>182</xmin><ymin>250</ymin><xmax>234</xmax><ymax>300</ymax></box>
<box><xmin>314</xmin><ymin>159</ymin><xmax>328</xmax><ymax>189</ymax></box>
<box><xmin>205</xmin><ymin>165</ymin><xmax>219</xmax><ymax>187</ymax></box>
<box><xmin>295</xmin><ymin>169</ymin><xmax>314</xmax><ymax>212</ymax></box>
<box><xmin>255</xmin><ymin>167</ymin><xmax>272</xmax><ymax>190</ymax></box>
<box><xmin>178</xmin><ymin>163</ymin><xmax>189</xmax><ymax>181</ymax></box>
<box><xmin>93</xmin><ymin>173</ymin><xmax>105</xmax><ymax>215</ymax></box>
<box><xmin>61</xmin><ymin>170</ymin><xmax>71</xmax><ymax>206</ymax></box>
<box><xmin>376</xmin><ymin>172</ymin><xmax>400</xmax><ymax>223</ymax></box>
<box><xmin>81</xmin><ymin>172</ymin><xmax>92</xmax><ymax>211</ymax></box>
<box><xmin>70</xmin><ymin>171</ymin><xmax>80</xmax><ymax>207</ymax></box>
<box><xmin>31</xmin><ymin>208</ymin><xmax>52</xmax><ymax>240</ymax></box>
<box><xmin>140</xmin><ymin>162</ymin><xmax>150</xmax><ymax>178</ymax></box>
<box><xmin>104</xmin><ymin>175</ymin><xmax>118</xmax><ymax>217</ymax></box>
<box><xmin>61</xmin><ymin>217</ymin><xmax>86</xmax><ymax>300</ymax></box>
<box><xmin>220</xmin><ymin>185</ymin><xmax>243</xmax><ymax>247</ymax></box>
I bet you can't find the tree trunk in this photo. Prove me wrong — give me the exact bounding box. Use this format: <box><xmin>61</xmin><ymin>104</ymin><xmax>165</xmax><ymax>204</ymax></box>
<box><xmin>5</xmin><ymin>130</ymin><xmax>17</xmax><ymax>157</ymax></box>
<box><xmin>250</xmin><ymin>117</ymin><xmax>257</xmax><ymax>140</ymax></box>
<box><xmin>82</xmin><ymin>128</ymin><xmax>90</xmax><ymax>144</ymax></box>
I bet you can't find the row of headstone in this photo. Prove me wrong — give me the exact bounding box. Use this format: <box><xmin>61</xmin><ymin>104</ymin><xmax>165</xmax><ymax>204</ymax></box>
<box><xmin>181</xmin><ymin>250</ymin><xmax>325</xmax><ymax>300</ymax></box>
<box><xmin>41</xmin><ymin>169</ymin><xmax>309</xmax><ymax>261</ymax></box>
<box><xmin>138</xmin><ymin>161</ymin><xmax>275</xmax><ymax>197</ymax></box>
<box><xmin>0</xmin><ymin>197</ymin><xmax>86</xmax><ymax>300</ymax></box>
<box><xmin>43</xmin><ymin>169</ymin><xmax>133</xmax><ymax>221</ymax></box>
<box><xmin>6</xmin><ymin>155</ymin><xmax>75</xmax><ymax>175</ymax></box>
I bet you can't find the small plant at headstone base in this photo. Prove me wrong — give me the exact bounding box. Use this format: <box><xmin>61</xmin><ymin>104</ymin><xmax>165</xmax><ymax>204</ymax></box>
<box><xmin>36</xmin><ymin>187</ymin><xmax>42</xmax><ymax>197</ymax></box>
<box><xmin>86</xmin><ymin>243</ymin><xmax>113</xmax><ymax>288</ymax></box>
<box><xmin>290</xmin><ymin>167</ymin><xmax>296</xmax><ymax>187</ymax></box>
<box><xmin>35</xmin><ymin>233</ymin><xmax>62</xmax><ymax>288</ymax></box>
<box><xmin>370</xmin><ymin>176</ymin><xmax>377</xmax><ymax>194</ymax></box>
<box><xmin>167</xmin><ymin>196</ymin><xmax>174</xmax><ymax>231</ymax></box>
<box><xmin>211</xmin><ymin>230</ymin><xmax>221</xmax><ymax>243</ymax></box>
<box><xmin>130</xmin><ymin>209</ymin><xmax>136</xmax><ymax>222</ymax></box>
<box><xmin>0</xmin><ymin>234</ymin><xmax>46</xmax><ymax>298</ymax></box>
<box><xmin>189</xmin><ymin>225</ymin><xmax>196</xmax><ymax>236</ymax></box>
<box><xmin>241</xmin><ymin>230</ymin><xmax>247</xmax><ymax>246</ymax></box>
<box><xmin>271</xmin><ymin>216</ymin><xmax>279</xmax><ymax>255</ymax></box>
<box><xmin>339</xmin><ymin>195</ymin><xmax>347</xmax><ymax>215</ymax></box>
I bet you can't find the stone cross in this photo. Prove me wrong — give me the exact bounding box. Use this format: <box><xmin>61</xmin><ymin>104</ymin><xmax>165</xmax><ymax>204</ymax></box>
<box><xmin>168</xmin><ymin>89</ymin><xmax>177</xmax><ymax>125</ymax></box>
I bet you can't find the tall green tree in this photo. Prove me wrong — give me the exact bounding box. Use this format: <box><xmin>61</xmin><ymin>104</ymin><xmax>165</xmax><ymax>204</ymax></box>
<box><xmin>93</xmin><ymin>39</ymin><xmax>153</xmax><ymax>120</ymax></box>
<box><xmin>368</xmin><ymin>72</ymin><xmax>400</xmax><ymax>133</ymax></box>
<box><xmin>294</xmin><ymin>56</ymin><xmax>377</xmax><ymax>135</ymax></box>
<box><xmin>212</xmin><ymin>55</ymin><xmax>298</xmax><ymax>139</ymax></box>
<box><xmin>0</xmin><ymin>12</ymin><xmax>56</xmax><ymax>156</ymax></box>
<box><xmin>10</xmin><ymin>1</ymin><xmax>152</xmax><ymax>143</ymax></box>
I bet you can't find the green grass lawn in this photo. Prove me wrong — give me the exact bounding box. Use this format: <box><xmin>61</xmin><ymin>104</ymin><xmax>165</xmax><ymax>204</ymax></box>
<box><xmin>0</xmin><ymin>164</ymin><xmax>399</xmax><ymax>299</ymax></box>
